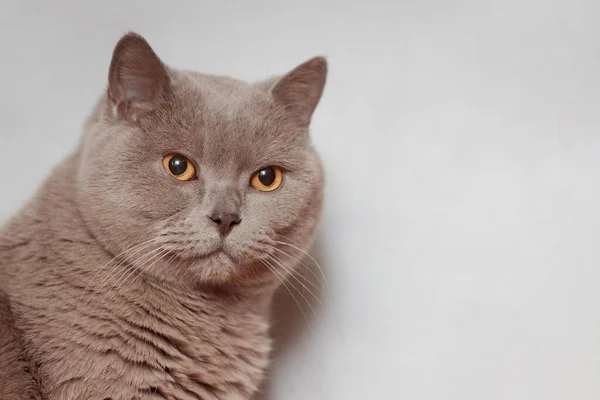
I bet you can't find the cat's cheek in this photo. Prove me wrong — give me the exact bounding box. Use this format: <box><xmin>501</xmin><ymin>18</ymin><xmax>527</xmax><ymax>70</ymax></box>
<box><xmin>272</xmin><ymin>179</ymin><xmax>316</xmax><ymax>229</ymax></box>
<box><xmin>131</xmin><ymin>168</ymin><xmax>200</xmax><ymax>221</ymax></box>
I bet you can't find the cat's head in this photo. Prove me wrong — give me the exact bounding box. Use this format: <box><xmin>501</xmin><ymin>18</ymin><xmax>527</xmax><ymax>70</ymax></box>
<box><xmin>77</xmin><ymin>33</ymin><xmax>326</xmax><ymax>289</ymax></box>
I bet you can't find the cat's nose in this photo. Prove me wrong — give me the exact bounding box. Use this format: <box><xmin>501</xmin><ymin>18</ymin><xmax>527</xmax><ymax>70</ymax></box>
<box><xmin>208</xmin><ymin>213</ymin><xmax>241</xmax><ymax>237</ymax></box>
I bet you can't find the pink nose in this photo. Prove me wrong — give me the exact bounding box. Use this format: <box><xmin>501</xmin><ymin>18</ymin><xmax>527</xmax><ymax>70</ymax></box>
<box><xmin>208</xmin><ymin>213</ymin><xmax>241</xmax><ymax>237</ymax></box>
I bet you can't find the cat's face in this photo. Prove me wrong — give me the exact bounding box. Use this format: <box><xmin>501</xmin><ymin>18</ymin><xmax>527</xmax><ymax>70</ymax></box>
<box><xmin>77</xmin><ymin>33</ymin><xmax>326</xmax><ymax>287</ymax></box>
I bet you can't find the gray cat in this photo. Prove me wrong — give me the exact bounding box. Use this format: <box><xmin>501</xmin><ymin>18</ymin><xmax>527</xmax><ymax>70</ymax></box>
<box><xmin>0</xmin><ymin>32</ymin><xmax>326</xmax><ymax>399</ymax></box>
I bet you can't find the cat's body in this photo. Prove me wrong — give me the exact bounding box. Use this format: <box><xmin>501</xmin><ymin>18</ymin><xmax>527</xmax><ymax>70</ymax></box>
<box><xmin>0</xmin><ymin>33</ymin><xmax>326</xmax><ymax>399</ymax></box>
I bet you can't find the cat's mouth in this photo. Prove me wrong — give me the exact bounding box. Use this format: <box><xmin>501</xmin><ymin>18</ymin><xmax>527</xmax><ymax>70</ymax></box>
<box><xmin>165</xmin><ymin>243</ymin><xmax>239</xmax><ymax>267</ymax></box>
<box><xmin>170</xmin><ymin>247</ymin><xmax>229</xmax><ymax>262</ymax></box>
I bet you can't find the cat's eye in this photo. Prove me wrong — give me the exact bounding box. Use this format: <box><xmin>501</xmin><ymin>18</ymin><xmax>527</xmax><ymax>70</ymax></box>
<box><xmin>162</xmin><ymin>153</ymin><xmax>196</xmax><ymax>181</ymax></box>
<box><xmin>250</xmin><ymin>166</ymin><xmax>283</xmax><ymax>192</ymax></box>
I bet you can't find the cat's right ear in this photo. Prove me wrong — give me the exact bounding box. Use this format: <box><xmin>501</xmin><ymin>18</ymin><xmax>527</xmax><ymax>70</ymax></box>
<box><xmin>107</xmin><ymin>32</ymin><xmax>170</xmax><ymax>120</ymax></box>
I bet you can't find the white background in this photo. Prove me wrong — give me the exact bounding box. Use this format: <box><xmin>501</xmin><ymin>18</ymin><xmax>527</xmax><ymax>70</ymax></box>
<box><xmin>1</xmin><ymin>1</ymin><xmax>599</xmax><ymax>399</ymax></box>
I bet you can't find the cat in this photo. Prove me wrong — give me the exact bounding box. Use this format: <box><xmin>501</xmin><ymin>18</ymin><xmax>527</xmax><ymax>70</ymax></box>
<box><xmin>0</xmin><ymin>32</ymin><xmax>326</xmax><ymax>400</ymax></box>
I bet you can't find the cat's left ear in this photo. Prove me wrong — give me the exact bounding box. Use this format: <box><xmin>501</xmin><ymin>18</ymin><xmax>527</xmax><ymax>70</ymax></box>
<box><xmin>107</xmin><ymin>32</ymin><xmax>170</xmax><ymax>119</ymax></box>
<box><xmin>270</xmin><ymin>56</ymin><xmax>328</xmax><ymax>127</ymax></box>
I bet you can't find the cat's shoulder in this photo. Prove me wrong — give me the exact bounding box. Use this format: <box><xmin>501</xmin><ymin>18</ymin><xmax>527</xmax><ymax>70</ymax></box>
<box><xmin>0</xmin><ymin>288</ymin><xmax>42</xmax><ymax>400</ymax></box>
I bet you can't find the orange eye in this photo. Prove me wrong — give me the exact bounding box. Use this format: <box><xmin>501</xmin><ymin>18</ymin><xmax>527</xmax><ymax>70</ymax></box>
<box><xmin>162</xmin><ymin>153</ymin><xmax>196</xmax><ymax>181</ymax></box>
<box><xmin>250</xmin><ymin>166</ymin><xmax>283</xmax><ymax>192</ymax></box>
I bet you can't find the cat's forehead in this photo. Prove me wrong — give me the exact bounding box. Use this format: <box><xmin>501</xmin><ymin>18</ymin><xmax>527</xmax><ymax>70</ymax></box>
<box><xmin>172</xmin><ymin>71</ymin><xmax>275</xmax><ymax>127</ymax></box>
<box><xmin>147</xmin><ymin>70</ymin><xmax>305</xmax><ymax>170</ymax></box>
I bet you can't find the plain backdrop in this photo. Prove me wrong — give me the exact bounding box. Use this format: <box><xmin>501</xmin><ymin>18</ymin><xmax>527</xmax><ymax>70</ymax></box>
<box><xmin>1</xmin><ymin>1</ymin><xmax>600</xmax><ymax>399</ymax></box>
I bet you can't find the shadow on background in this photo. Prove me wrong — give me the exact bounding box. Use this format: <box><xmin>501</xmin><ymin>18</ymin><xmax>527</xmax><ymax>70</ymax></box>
<box><xmin>252</xmin><ymin>236</ymin><xmax>327</xmax><ymax>400</ymax></box>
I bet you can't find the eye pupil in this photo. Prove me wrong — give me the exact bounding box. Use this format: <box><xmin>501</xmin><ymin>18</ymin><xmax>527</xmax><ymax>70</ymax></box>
<box><xmin>250</xmin><ymin>166</ymin><xmax>282</xmax><ymax>192</ymax></box>
<box><xmin>168</xmin><ymin>155</ymin><xmax>188</xmax><ymax>176</ymax></box>
<box><xmin>258</xmin><ymin>167</ymin><xmax>276</xmax><ymax>186</ymax></box>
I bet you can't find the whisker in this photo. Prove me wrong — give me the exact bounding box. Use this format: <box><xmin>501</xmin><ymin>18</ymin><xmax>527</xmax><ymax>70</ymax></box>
<box><xmin>275</xmin><ymin>240</ymin><xmax>328</xmax><ymax>287</ymax></box>
<box><xmin>76</xmin><ymin>238</ymin><xmax>159</xmax><ymax>311</ymax></box>
<box><xmin>267</xmin><ymin>256</ymin><xmax>320</xmax><ymax>317</ymax></box>
<box><xmin>115</xmin><ymin>248</ymin><xmax>171</xmax><ymax>294</ymax></box>
<box><xmin>88</xmin><ymin>245</ymin><xmax>165</xmax><ymax>307</ymax></box>
<box><xmin>261</xmin><ymin>259</ymin><xmax>313</xmax><ymax>329</ymax></box>
<box><xmin>268</xmin><ymin>245</ymin><xmax>325</xmax><ymax>293</ymax></box>
<box><xmin>131</xmin><ymin>250</ymin><xmax>177</xmax><ymax>288</ymax></box>
<box><xmin>108</xmin><ymin>247</ymin><xmax>168</xmax><ymax>296</ymax></box>
<box><xmin>269</xmin><ymin>253</ymin><xmax>323</xmax><ymax>300</ymax></box>
<box><xmin>263</xmin><ymin>243</ymin><xmax>326</xmax><ymax>293</ymax></box>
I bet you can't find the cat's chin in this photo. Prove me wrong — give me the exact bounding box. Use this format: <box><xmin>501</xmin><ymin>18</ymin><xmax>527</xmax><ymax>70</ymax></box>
<box><xmin>171</xmin><ymin>250</ymin><xmax>234</xmax><ymax>282</ymax></box>
<box><xmin>163</xmin><ymin>249</ymin><xmax>267</xmax><ymax>287</ymax></box>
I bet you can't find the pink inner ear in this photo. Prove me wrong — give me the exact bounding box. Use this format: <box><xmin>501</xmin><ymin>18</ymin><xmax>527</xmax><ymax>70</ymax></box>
<box><xmin>121</xmin><ymin>75</ymin><xmax>155</xmax><ymax>102</ymax></box>
<box><xmin>125</xmin><ymin>89</ymin><xmax>140</xmax><ymax>101</ymax></box>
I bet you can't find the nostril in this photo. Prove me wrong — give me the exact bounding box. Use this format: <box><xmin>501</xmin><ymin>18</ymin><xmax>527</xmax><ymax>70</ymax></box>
<box><xmin>208</xmin><ymin>213</ymin><xmax>241</xmax><ymax>236</ymax></box>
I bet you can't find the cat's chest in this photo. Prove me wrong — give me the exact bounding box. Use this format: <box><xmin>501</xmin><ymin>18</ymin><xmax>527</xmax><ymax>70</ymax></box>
<box><xmin>29</xmin><ymin>289</ymin><xmax>272</xmax><ymax>400</ymax></box>
<box><xmin>101</xmin><ymin>318</ymin><xmax>271</xmax><ymax>400</ymax></box>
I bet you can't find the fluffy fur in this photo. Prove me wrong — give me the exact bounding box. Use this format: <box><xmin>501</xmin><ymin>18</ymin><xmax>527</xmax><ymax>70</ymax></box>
<box><xmin>0</xmin><ymin>32</ymin><xmax>326</xmax><ymax>399</ymax></box>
